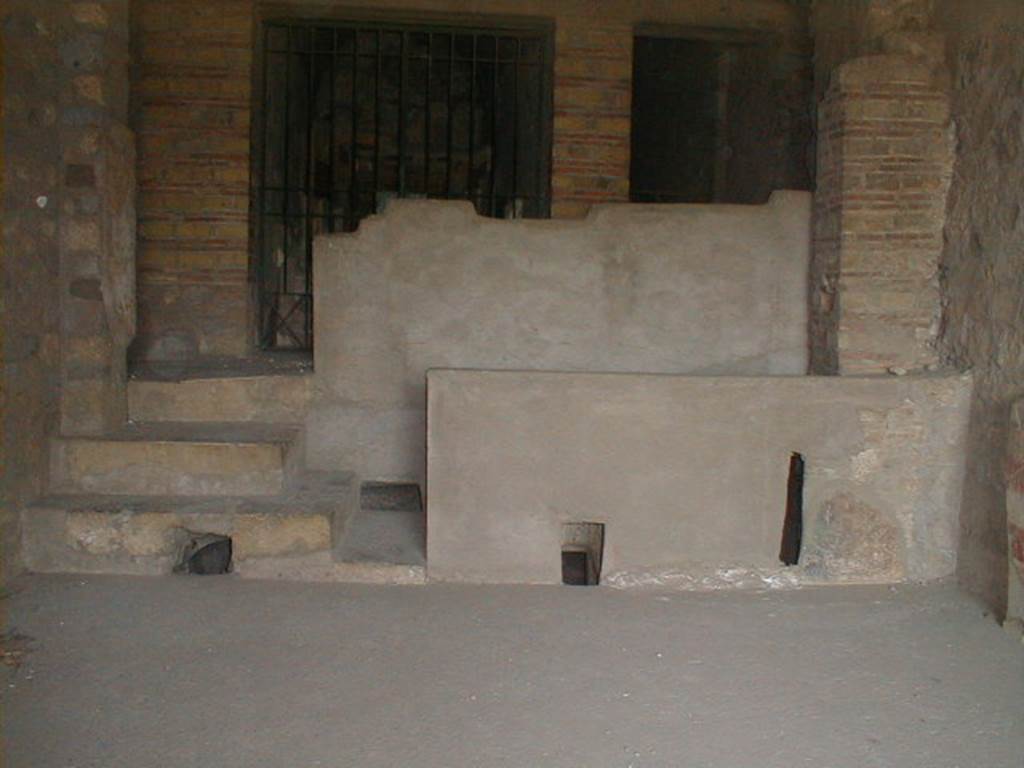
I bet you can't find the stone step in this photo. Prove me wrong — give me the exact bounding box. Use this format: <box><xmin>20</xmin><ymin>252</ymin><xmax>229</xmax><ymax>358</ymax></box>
<box><xmin>50</xmin><ymin>423</ymin><xmax>300</xmax><ymax>497</ymax></box>
<box><xmin>21</xmin><ymin>471</ymin><xmax>358</xmax><ymax>577</ymax></box>
<box><xmin>336</xmin><ymin>483</ymin><xmax>426</xmax><ymax>566</ymax></box>
<box><xmin>128</xmin><ymin>373</ymin><xmax>311</xmax><ymax>424</ymax></box>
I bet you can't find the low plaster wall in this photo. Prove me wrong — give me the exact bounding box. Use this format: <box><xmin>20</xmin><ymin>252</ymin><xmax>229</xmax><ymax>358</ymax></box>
<box><xmin>311</xmin><ymin>192</ymin><xmax>811</xmax><ymax>482</ymax></box>
<box><xmin>426</xmin><ymin>370</ymin><xmax>972</xmax><ymax>587</ymax></box>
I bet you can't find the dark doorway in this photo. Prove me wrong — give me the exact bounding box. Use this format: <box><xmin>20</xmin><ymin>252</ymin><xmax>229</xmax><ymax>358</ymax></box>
<box><xmin>630</xmin><ymin>36</ymin><xmax>726</xmax><ymax>203</ymax></box>
<box><xmin>562</xmin><ymin>522</ymin><xmax>605</xmax><ymax>585</ymax></box>
<box><xmin>256</xmin><ymin>19</ymin><xmax>554</xmax><ymax>350</ymax></box>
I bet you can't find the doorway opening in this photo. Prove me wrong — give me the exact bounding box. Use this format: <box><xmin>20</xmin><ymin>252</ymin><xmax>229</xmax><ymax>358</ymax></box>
<box><xmin>630</xmin><ymin>35</ymin><xmax>729</xmax><ymax>203</ymax></box>
<box><xmin>561</xmin><ymin>522</ymin><xmax>605</xmax><ymax>585</ymax></box>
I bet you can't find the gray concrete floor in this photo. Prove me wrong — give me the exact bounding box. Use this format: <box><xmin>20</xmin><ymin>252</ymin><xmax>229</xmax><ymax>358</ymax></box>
<box><xmin>2</xmin><ymin>575</ymin><xmax>1022</xmax><ymax>768</ymax></box>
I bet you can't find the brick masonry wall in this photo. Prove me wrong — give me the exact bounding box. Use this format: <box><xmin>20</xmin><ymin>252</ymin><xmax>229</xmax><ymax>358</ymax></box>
<box><xmin>133</xmin><ymin>0</ymin><xmax>254</xmax><ymax>358</ymax></box>
<box><xmin>551</xmin><ymin>21</ymin><xmax>632</xmax><ymax>219</ymax></box>
<box><xmin>132</xmin><ymin>0</ymin><xmax>811</xmax><ymax>360</ymax></box>
<box><xmin>2</xmin><ymin>1</ymin><xmax>64</xmax><ymax>578</ymax></box>
<box><xmin>811</xmin><ymin>54</ymin><xmax>951</xmax><ymax>375</ymax></box>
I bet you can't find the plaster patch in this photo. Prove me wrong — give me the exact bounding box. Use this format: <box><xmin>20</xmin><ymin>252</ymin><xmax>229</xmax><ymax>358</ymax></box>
<box><xmin>604</xmin><ymin>566</ymin><xmax>803</xmax><ymax>591</ymax></box>
<box><xmin>805</xmin><ymin>493</ymin><xmax>905</xmax><ymax>582</ymax></box>
<box><xmin>852</xmin><ymin>448</ymin><xmax>881</xmax><ymax>480</ymax></box>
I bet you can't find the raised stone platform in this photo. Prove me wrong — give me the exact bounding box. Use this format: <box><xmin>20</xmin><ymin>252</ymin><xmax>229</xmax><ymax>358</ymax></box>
<box><xmin>426</xmin><ymin>370</ymin><xmax>973</xmax><ymax>586</ymax></box>
<box><xmin>21</xmin><ymin>470</ymin><xmax>356</xmax><ymax>576</ymax></box>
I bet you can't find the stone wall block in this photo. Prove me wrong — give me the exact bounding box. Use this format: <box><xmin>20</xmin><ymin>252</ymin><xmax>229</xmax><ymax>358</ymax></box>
<box><xmin>56</xmin><ymin>0</ymin><xmax>134</xmax><ymax>435</ymax></box>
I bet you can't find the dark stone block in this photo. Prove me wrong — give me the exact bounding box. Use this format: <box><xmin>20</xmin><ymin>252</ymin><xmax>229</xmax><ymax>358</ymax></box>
<box><xmin>65</xmin><ymin>163</ymin><xmax>96</xmax><ymax>188</ymax></box>
<box><xmin>176</xmin><ymin>534</ymin><xmax>233</xmax><ymax>575</ymax></box>
<box><xmin>70</xmin><ymin>277</ymin><xmax>103</xmax><ymax>301</ymax></box>
<box><xmin>59</xmin><ymin>32</ymin><xmax>105</xmax><ymax>71</ymax></box>
<box><xmin>61</xmin><ymin>105</ymin><xmax>105</xmax><ymax>126</ymax></box>
<box><xmin>75</xmin><ymin>192</ymin><xmax>100</xmax><ymax>215</ymax></box>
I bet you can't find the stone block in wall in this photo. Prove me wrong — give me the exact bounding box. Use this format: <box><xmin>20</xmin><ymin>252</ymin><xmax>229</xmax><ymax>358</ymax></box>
<box><xmin>97</xmin><ymin>122</ymin><xmax>136</xmax><ymax>348</ymax></box>
<box><xmin>132</xmin><ymin>279</ymin><xmax>249</xmax><ymax>360</ymax></box>
<box><xmin>57</xmin><ymin>0</ymin><xmax>134</xmax><ymax>435</ymax></box>
<box><xmin>810</xmin><ymin>54</ymin><xmax>953</xmax><ymax>375</ymax></box>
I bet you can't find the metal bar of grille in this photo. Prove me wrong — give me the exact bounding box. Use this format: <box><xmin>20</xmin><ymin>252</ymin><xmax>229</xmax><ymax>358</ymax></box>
<box><xmin>303</xmin><ymin>37</ymin><xmax>314</xmax><ymax>348</ymax></box>
<box><xmin>280</xmin><ymin>30</ymin><xmax>291</xmax><ymax>340</ymax></box>
<box><xmin>468</xmin><ymin>40</ymin><xmax>475</xmax><ymax>205</ymax></box>
<box><xmin>258</xmin><ymin>24</ymin><xmax>271</xmax><ymax>341</ymax></box>
<box><xmin>489</xmin><ymin>38</ymin><xmax>498</xmax><ymax>217</ymax></box>
<box><xmin>349</xmin><ymin>41</ymin><xmax>358</xmax><ymax>231</ymax></box>
<box><xmin>373</xmin><ymin>30</ymin><xmax>381</xmax><ymax>202</ymax></box>
<box><xmin>398</xmin><ymin>31</ymin><xmax>407</xmax><ymax>197</ymax></box>
<box><xmin>512</xmin><ymin>39</ymin><xmax>519</xmax><ymax>213</ymax></box>
<box><xmin>446</xmin><ymin>35</ymin><xmax>454</xmax><ymax>198</ymax></box>
<box><xmin>424</xmin><ymin>34</ymin><xmax>431</xmax><ymax>196</ymax></box>
<box><xmin>327</xmin><ymin>34</ymin><xmax>336</xmax><ymax>233</ymax></box>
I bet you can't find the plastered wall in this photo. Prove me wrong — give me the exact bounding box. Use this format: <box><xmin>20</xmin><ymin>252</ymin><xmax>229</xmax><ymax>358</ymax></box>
<box><xmin>311</xmin><ymin>192</ymin><xmax>811</xmax><ymax>482</ymax></box>
<box><xmin>426</xmin><ymin>370</ymin><xmax>972</xmax><ymax>586</ymax></box>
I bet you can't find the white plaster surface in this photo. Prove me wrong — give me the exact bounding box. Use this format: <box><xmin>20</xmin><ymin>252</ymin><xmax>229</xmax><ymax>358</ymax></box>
<box><xmin>426</xmin><ymin>371</ymin><xmax>972</xmax><ymax>585</ymax></box>
<box><xmin>311</xmin><ymin>192</ymin><xmax>811</xmax><ymax>482</ymax></box>
<box><xmin>3</xmin><ymin>575</ymin><xmax>1022</xmax><ymax>768</ymax></box>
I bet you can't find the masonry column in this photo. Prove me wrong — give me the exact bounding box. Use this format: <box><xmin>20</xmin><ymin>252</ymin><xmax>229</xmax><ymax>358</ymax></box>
<box><xmin>58</xmin><ymin>0</ymin><xmax>136</xmax><ymax>434</ymax></box>
<box><xmin>551</xmin><ymin>20</ymin><xmax>632</xmax><ymax>218</ymax></box>
<box><xmin>810</xmin><ymin>54</ymin><xmax>952</xmax><ymax>375</ymax></box>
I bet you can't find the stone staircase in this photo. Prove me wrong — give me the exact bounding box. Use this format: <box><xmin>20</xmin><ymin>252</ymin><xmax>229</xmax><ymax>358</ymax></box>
<box><xmin>21</xmin><ymin>366</ymin><xmax>426</xmax><ymax>583</ymax></box>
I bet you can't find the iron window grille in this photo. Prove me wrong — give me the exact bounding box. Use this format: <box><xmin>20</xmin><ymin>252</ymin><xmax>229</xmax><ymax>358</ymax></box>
<box><xmin>256</xmin><ymin>19</ymin><xmax>554</xmax><ymax>351</ymax></box>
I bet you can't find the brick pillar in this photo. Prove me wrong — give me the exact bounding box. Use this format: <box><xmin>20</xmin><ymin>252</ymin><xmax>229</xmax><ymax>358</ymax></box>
<box><xmin>57</xmin><ymin>0</ymin><xmax>136</xmax><ymax>434</ymax></box>
<box><xmin>551</xmin><ymin>21</ymin><xmax>632</xmax><ymax>218</ymax></box>
<box><xmin>810</xmin><ymin>54</ymin><xmax>952</xmax><ymax>375</ymax></box>
<box><xmin>133</xmin><ymin>0</ymin><xmax>254</xmax><ymax>360</ymax></box>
